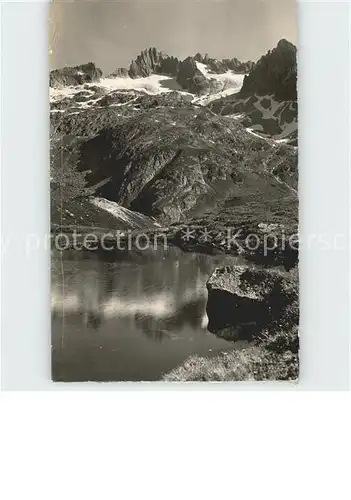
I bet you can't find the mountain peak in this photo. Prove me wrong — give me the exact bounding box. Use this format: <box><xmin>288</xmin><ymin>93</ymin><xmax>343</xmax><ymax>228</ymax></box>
<box><xmin>50</xmin><ymin>62</ymin><xmax>103</xmax><ymax>88</ymax></box>
<box><xmin>128</xmin><ymin>47</ymin><xmax>179</xmax><ymax>78</ymax></box>
<box><xmin>277</xmin><ymin>38</ymin><xmax>296</xmax><ymax>51</ymax></box>
<box><xmin>240</xmin><ymin>39</ymin><xmax>297</xmax><ymax>100</ymax></box>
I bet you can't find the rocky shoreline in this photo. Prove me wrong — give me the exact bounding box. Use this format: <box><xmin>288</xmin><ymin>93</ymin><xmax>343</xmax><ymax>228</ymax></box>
<box><xmin>51</xmin><ymin>219</ymin><xmax>298</xmax><ymax>269</ymax></box>
<box><xmin>164</xmin><ymin>265</ymin><xmax>299</xmax><ymax>381</ymax></box>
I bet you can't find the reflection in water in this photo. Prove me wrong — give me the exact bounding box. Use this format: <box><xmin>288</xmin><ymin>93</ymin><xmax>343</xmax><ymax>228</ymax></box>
<box><xmin>51</xmin><ymin>246</ymin><xmax>244</xmax><ymax>381</ymax></box>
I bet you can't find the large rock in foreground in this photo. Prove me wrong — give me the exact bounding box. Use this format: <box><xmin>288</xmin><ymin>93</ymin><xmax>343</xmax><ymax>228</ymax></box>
<box><xmin>206</xmin><ymin>266</ymin><xmax>298</xmax><ymax>339</ymax></box>
<box><xmin>165</xmin><ymin>265</ymin><xmax>299</xmax><ymax>381</ymax></box>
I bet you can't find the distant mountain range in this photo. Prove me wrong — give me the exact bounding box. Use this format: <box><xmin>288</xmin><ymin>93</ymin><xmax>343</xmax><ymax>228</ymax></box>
<box><xmin>50</xmin><ymin>39</ymin><xmax>297</xmax><ymax>139</ymax></box>
<box><xmin>50</xmin><ymin>47</ymin><xmax>254</xmax><ymax>87</ymax></box>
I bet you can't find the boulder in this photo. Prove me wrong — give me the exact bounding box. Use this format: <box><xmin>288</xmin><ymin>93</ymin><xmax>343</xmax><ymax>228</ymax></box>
<box><xmin>206</xmin><ymin>266</ymin><xmax>298</xmax><ymax>339</ymax></box>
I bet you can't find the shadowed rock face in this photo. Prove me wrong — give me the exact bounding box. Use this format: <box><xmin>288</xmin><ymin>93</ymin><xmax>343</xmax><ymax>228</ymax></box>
<box><xmin>176</xmin><ymin>57</ymin><xmax>210</xmax><ymax>94</ymax></box>
<box><xmin>240</xmin><ymin>39</ymin><xmax>297</xmax><ymax>101</ymax></box>
<box><xmin>206</xmin><ymin>266</ymin><xmax>298</xmax><ymax>340</ymax></box>
<box><xmin>50</xmin><ymin>62</ymin><xmax>103</xmax><ymax>88</ymax></box>
<box><xmin>208</xmin><ymin>40</ymin><xmax>297</xmax><ymax>141</ymax></box>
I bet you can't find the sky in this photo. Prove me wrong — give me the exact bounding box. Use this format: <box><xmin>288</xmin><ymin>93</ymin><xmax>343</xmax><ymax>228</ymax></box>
<box><xmin>50</xmin><ymin>0</ymin><xmax>297</xmax><ymax>74</ymax></box>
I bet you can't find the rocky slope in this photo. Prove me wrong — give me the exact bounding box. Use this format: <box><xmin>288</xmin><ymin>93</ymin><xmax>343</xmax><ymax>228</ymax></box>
<box><xmin>51</xmin><ymin>92</ymin><xmax>297</xmax><ymax>221</ymax></box>
<box><xmin>194</xmin><ymin>52</ymin><xmax>254</xmax><ymax>74</ymax></box>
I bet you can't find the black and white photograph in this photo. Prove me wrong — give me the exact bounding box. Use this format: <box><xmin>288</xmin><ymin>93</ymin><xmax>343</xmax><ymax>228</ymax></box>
<box><xmin>50</xmin><ymin>0</ymin><xmax>299</xmax><ymax>382</ymax></box>
<box><xmin>2</xmin><ymin>3</ymin><xmax>350</xmax><ymax>499</ymax></box>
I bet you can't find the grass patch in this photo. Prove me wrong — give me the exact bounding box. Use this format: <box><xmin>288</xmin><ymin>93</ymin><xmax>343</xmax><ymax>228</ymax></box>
<box><xmin>163</xmin><ymin>345</ymin><xmax>298</xmax><ymax>382</ymax></box>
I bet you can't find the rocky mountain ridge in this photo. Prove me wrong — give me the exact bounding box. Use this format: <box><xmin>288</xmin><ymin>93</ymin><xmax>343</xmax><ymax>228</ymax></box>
<box><xmin>50</xmin><ymin>40</ymin><xmax>297</xmax><ymax>144</ymax></box>
<box><xmin>240</xmin><ymin>39</ymin><xmax>297</xmax><ymax>101</ymax></box>
<box><xmin>208</xmin><ymin>39</ymin><xmax>298</xmax><ymax>142</ymax></box>
<box><xmin>194</xmin><ymin>52</ymin><xmax>254</xmax><ymax>74</ymax></box>
<box><xmin>50</xmin><ymin>46</ymin><xmax>252</xmax><ymax>94</ymax></box>
<box><xmin>50</xmin><ymin>62</ymin><xmax>103</xmax><ymax>88</ymax></box>
<box><xmin>128</xmin><ymin>47</ymin><xmax>180</xmax><ymax>78</ymax></box>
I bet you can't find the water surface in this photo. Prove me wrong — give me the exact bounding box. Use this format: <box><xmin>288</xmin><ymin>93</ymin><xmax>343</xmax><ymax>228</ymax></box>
<box><xmin>52</xmin><ymin>246</ymin><xmax>244</xmax><ymax>381</ymax></box>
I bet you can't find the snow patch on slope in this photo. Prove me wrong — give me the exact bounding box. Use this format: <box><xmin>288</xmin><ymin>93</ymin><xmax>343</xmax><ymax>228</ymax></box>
<box><xmin>50</xmin><ymin>85</ymin><xmax>86</xmax><ymax>101</ymax></box>
<box><xmin>49</xmin><ymin>66</ymin><xmax>244</xmax><ymax>108</ymax></box>
<box><xmin>99</xmin><ymin>74</ymin><xmax>184</xmax><ymax>95</ymax></box>
<box><xmin>193</xmin><ymin>61</ymin><xmax>245</xmax><ymax>105</ymax></box>
<box><xmin>246</xmin><ymin>128</ymin><xmax>266</xmax><ymax>140</ymax></box>
<box><xmin>50</xmin><ymin>74</ymin><xmax>194</xmax><ymax>105</ymax></box>
<box><xmin>277</xmin><ymin>118</ymin><xmax>298</xmax><ymax>139</ymax></box>
<box><xmin>90</xmin><ymin>197</ymin><xmax>160</xmax><ymax>229</ymax></box>
<box><xmin>253</xmin><ymin>95</ymin><xmax>281</xmax><ymax>119</ymax></box>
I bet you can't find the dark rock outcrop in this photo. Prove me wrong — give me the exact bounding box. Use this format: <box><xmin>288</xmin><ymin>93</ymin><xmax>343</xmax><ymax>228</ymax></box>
<box><xmin>128</xmin><ymin>47</ymin><xmax>179</xmax><ymax>78</ymax></box>
<box><xmin>206</xmin><ymin>59</ymin><xmax>227</xmax><ymax>74</ymax></box>
<box><xmin>50</xmin><ymin>62</ymin><xmax>103</xmax><ymax>88</ymax></box>
<box><xmin>207</xmin><ymin>39</ymin><xmax>297</xmax><ymax>140</ymax></box>
<box><xmin>206</xmin><ymin>266</ymin><xmax>298</xmax><ymax>340</ymax></box>
<box><xmin>176</xmin><ymin>57</ymin><xmax>210</xmax><ymax>94</ymax></box>
<box><xmin>240</xmin><ymin>39</ymin><xmax>297</xmax><ymax>101</ymax></box>
<box><xmin>194</xmin><ymin>52</ymin><xmax>210</xmax><ymax>64</ymax></box>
